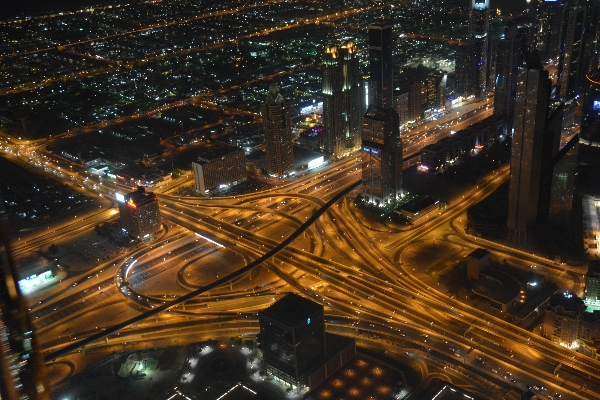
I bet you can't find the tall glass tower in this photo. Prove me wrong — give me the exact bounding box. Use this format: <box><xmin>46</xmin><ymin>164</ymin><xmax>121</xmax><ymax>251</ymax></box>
<box><xmin>508</xmin><ymin>55</ymin><xmax>552</xmax><ymax>241</ymax></box>
<box><xmin>494</xmin><ymin>21</ymin><xmax>523</xmax><ymax>135</ymax></box>
<box><xmin>361</xmin><ymin>106</ymin><xmax>403</xmax><ymax>205</ymax></box>
<box><xmin>368</xmin><ymin>22</ymin><xmax>393</xmax><ymax>109</ymax></box>
<box><xmin>469</xmin><ymin>0</ymin><xmax>490</xmax><ymax>97</ymax></box>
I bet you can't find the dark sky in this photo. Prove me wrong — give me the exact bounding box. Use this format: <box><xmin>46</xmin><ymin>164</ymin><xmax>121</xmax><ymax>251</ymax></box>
<box><xmin>0</xmin><ymin>0</ymin><xmax>531</xmax><ymax>20</ymax></box>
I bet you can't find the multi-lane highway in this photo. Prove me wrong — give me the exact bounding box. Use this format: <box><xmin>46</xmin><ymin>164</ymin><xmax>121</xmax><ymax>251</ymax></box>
<box><xmin>3</xmin><ymin>104</ymin><xmax>596</xmax><ymax>399</ymax></box>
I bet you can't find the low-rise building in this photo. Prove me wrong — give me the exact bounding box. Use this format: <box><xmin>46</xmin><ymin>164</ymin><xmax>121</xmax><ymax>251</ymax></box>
<box><xmin>585</xmin><ymin>261</ymin><xmax>600</xmax><ymax>304</ymax></box>
<box><xmin>467</xmin><ymin>248</ymin><xmax>490</xmax><ymax>279</ymax></box>
<box><xmin>544</xmin><ymin>293</ymin><xmax>587</xmax><ymax>346</ymax></box>
<box><xmin>396</xmin><ymin>197</ymin><xmax>441</xmax><ymax>225</ymax></box>
<box><xmin>192</xmin><ymin>143</ymin><xmax>246</xmax><ymax>195</ymax></box>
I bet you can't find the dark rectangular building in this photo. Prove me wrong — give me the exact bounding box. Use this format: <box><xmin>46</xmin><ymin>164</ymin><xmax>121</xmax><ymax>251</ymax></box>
<box><xmin>368</xmin><ymin>22</ymin><xmax>393</xmax><ymax>109</ymax></box>
<box><xmin>258</xmin><ymin>293</ymin><xmax>326</xmax><ymax>389</ymax></box>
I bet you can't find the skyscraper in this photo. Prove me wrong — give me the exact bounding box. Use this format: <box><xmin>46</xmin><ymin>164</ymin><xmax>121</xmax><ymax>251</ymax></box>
<box><xmin>557</xmin><ymin>2</ymin><xmax>587</xmax><ymax>101</ymax></box>
<box><xmin>494</xmin><ymin>21</ymin><xmax>523</xmax><ymax>135</ymax></box>
<box><xmin>469</xmin><ymin>0</ymin><xmax>490</xmax><ymax>97</ymax></box>
<box><xmin>362</xmin><ymin>106</ymin><xmax>403</xmax><ymax>205</ymax></box>
<box><xmin>322</xmin><ymin>42</ymin><xmax>362</xmax><ymax>158</ymax></box>
<box><xmin>455</xmin><ymin>43</ymin><xmax>478</xmax><ymax>97</ymax></box>
<box><xmin>0</xmin><ymin>201</ymin><xmax>50</xmax><ymax>400</ymax></box>
<box><xmin>547</xmin><ymin>133</ymin><xmax>579</xmax><ymax>227</ymax></box>
<box><xmin>368</xmin><ymin>22</ymin><xmax>393</xmax><ymax>109</ymax></box>
<box><xmin>536</xmin><ymin>0</ymin><xmax>567</xmax><ymax>63</ymax></box>
<box><xmin>508</xmin><ymin>55</ymin><xmax>552</xmax><ymax>240</ymax></box>
<box><xmin>262</xmin><ymin>83</ymin><xmax>294</xmax><ymax>177</ymax></box>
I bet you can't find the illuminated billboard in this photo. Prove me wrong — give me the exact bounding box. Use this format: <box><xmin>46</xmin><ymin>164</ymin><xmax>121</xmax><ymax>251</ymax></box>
<box><xmin>593</xmin><ymin>100</ymin><xmax>600</xmax><ymax>111</ymax></box>
<box><xmin>115</xmin><ymin>192</ymin><xmax>125</xmax><ymax>202</ymax></box>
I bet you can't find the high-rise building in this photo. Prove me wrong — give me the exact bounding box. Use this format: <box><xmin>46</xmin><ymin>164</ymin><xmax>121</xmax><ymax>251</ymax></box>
<box><xmin>361</xmin><ymin>106</ymin><xmax>403</xmax><ymax>205</ymax></box>
<box><xmin>322</xmin><ymin>42</ymin><xmax>362</xmax><ymax>158</ymax></box>
<box><xmin>536</xmin><ymin>0</ymin><xmax>567</xmax><ymax>62</ymax></box>
<box><xmin>494</xmin><ymin>21</ymin><xmax>523</xmax><ymax>134</ymax></box>
<box><xmin>117</xmin><ymin>186</ymin><xmax>161</xmax><ymax>240</ymax></box>
<box><xmin>262</xmin><ymin>83</ymin><xmax>294</xmax><ymax>177</ymax></box>
<box><xmin>258</xmin><ymin>293</ymin><xmax>326</xmax><ymax>388</ymax></box>
<box><xmin>507</xmin><ymin>55</ymin><xmax>553</xmax><ymax>240</ymax></box>
<box><xmin>0</xmin><ymin>201</ymin><xmax>50</xmax><ymax>400</ymax></box>
<box><xmin>557</xmin><ymin>2</ymin><xmax>587</xmax><ymax>101</ymax></box>
<box><xmin>469</xmin><ymin>0</ymin><xmax>490</xmax><ymax>97</ymax></box>
<box><xmin>455</xmin><ymin>43</ymin><xmax>478</xmax><ymax>97</ymax></box>
<box><xmin>368</xmin><ymin>22</ymin><xmax>393</xmax><ymax>109</ymax></box>
<box><xmin>426</xmin><ymin>72</ymin><xmax>446</xmax><ymax>111</ymax></box>
<box><xmin>581</xmin><ymin>68</ymin><xmax>600</xmax><ymax>145</ymax></box>
<box><xmin>547</xmin><ymin>133</ymin><xmax>579</xmax><ymax>227</ymax></box>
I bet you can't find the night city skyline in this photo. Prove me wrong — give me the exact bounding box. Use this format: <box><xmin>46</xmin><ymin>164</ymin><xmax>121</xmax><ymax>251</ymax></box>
<box><xmin>1</xmin><ymin>1</ymin><xmax>600</xmax><ymax>400</ymax></box>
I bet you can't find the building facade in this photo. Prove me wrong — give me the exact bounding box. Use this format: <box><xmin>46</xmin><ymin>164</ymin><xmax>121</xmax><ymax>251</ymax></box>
<box><xmin>456</xmin><ymin>43</ymin><xmax>478</xmax><ymax>97</ymax></box>
<box><xmin>117</xmin><ymin>186</ymin><xmax>161</xmax><ymax>239</ymax></box>
<box><xmin>507</xmin><ymin>56</ymin><xmax>552</xmax><ymax>240</ymax></box>
<box><xmin>322</xmin><ymin>42</ymin><xmax>362</xmax><ymax>158</ymax></box>
<box><xmin>536</xmin><ymin>0</ymin><xmax>567</xmax><ymax>63</ymax></box>
<box><xmin>544</xmin><ymin>293</ymin><xmax>586</xmax><ymax>345</ymax></box>
<box><xmin>469</xmin><ymin>0</ymin><xmax>490</xmax><ymax>97</ymax></box>
<box><xmin>586</xmin><ymin>262</ymin><xmax>600</xmax><ymax>303</ymax></box>
<box><xmin>557</xmin><ymin>3</ymin><xmax>587</xmax><ymax>101</ymax></box>
<box><xmin>368</xmin><ymin>22</ymin><xmax>393</xmax><ymax>109</ymax></box>
<box><xmin>191</xmin><ymin>144</ymin><xmax>246</xmax><ymax>195</ymax></box>
<box><xmin>493</xmin><ymin>21</ymin><xmax>523</xmax><ymax>135</ymax></box>
<box><xmin>547</xmin><ymin>133</ymin><xmax>579</xmax><ymax>227</ymax></box>
<box><xmin>544</xmin><ymin>292</ymin><xmax>600</xmax><ymax>345</ymax></box>
<box><xmin>361</xmin><ymin>106</ymin><xmax>403</xmax><ymax>205</ymax></box>
<box><xmin>262</xmin><ymin>83</ymin><xmax>294</xmax><ymax>177</ymax></box>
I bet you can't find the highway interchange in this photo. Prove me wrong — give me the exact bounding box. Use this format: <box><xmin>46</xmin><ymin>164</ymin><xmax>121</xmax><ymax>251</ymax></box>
<box><xmin>0</xmin><ymin>1</ymin><xmax>596</xmax><ymax>397</ymax></box>
<box><xmin>1</xmin><ymin>114</ymin><xmax>596</xmax><ymax>399</ymax></box>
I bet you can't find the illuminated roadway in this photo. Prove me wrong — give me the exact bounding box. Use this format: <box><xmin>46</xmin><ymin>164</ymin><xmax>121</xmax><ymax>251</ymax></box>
<box><xmin>10</xmin><ymin>148</ymin><xmax>593</xmax><ymax>399</ymax></box>
<box><xmin>3</xmin><ymin>110</ymin><xmax>597</xmax><ymax>398</ymax></box>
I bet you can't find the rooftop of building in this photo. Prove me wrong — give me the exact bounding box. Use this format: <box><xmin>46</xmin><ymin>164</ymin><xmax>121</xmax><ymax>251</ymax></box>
<box><xmin>420</xmin><ymin>381</ymin><xmax>483</xmax><ymax>400</ymax></box>
<box><xmin>260</xmin><ymin>292</ymin><xmax>323</xmax><ymax>327</ymax></box>
<box><xmin>398</xmin><ymin>197</ymin><xmax>438</xmax><ymax>214</ymax></box>
<box><xmin>368</xmin><ymin>21</ymin><xmax>391</xmax><ymax>28</ymax></box>
<box><xmin>472</xmin><ymin>267</ymin><xmax>521</xmax><ymax>305</ymax></box>
<box><xmin>469</xmin><ymin>248</ymin><xmax>490</xmax><ymax>260</ymax></box>
<box><xmin>547</xmin><ymin>292</ymin><xmax>586</xmax><ymax>314</ymax></box>
<box><xmin>421</xmin><ymin>143</ymin><xmax>446</xmax><ymax>153</ymax></box>
<box><xmin>190</xmin><ymin>141</ymin><xmax>245</xmax><ymax>165</ymax></box>
<box><xmin>123</xmin><ymin>186</ymin><xmax>158</xmax><ymax>207</ymax></box>
<box><xmin>364</xmin><ymin>105</ymin><xmax>393</xmax><ymax>121</ymax></box>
